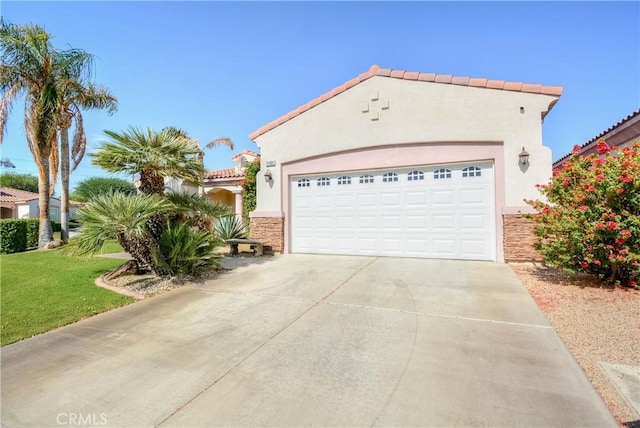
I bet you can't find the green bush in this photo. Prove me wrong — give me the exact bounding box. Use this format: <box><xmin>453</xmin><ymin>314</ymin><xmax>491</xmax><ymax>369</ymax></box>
<box><xmin>25</xmin><ymin>218</ymin><xmax>39</xmax><ymax>248</ymax></box>
<box><xmin>0</xmin><ymin>219</ymin><xmax>27</xmax><ymax>254</ymax></box>
<box><xmin>527</xmin><ymin>140</ymin><xmax>640</xmax><ymax>287</ymax></box>
<box><xmin>155</xmin><ymin>222</ymin><xmax>221</xmax><ymax>277</ymax></box>
<box><xmin>50</xmin><ymin>221</ymin><xmax>61</xmax><ymax>232</ymax></box>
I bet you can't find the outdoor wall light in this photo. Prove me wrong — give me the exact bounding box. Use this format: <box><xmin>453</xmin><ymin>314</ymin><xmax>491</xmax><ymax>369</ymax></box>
<box><xmin>519</xmin><ymin>147</ymin><xmax>530</xmax><ymax>165</ymax></box>
<box><xmin>264</xmin><ymin>169</ymin><xmax>273</xmax><ymax>182</ymax></box>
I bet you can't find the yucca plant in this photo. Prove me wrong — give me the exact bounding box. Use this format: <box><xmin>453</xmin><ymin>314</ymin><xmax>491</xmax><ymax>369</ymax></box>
<box><xmin>214</xmin><ymin>215</ymin><xmax>247</xmax><ymax>241</ymax></box>
<box><xmin>154</xmin><ymin>222</ymin><xmax>221</xmax><ymax>277</ymax></box>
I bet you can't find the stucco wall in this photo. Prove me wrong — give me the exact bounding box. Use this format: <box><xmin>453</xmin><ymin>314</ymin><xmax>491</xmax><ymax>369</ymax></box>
<box><xmin>253</xmin><ymin>76</ymin><xmax>558</xmax><ymax>213</ymax></box>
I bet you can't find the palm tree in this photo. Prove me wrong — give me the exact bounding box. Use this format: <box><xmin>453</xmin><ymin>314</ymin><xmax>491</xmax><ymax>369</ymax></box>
<box><xmin>92</xmin><ymin>126</ymin><xmax>205</xmax><ymax>195</ymax></box>
<box><xmin>160</xmin><ymin>126</ymin><xmax>234</xmax><ymax>196</ymax></box>
<box><xmin>0</xmin><ymin>21</ymin><xmax>64</xmax><ymax>246</ymax></box>
<box><xmin>57</xmin><ymin>75</ymin><xmax>117</xmax><ymax>242</ymax></box>
<box><xmin>164</xmin><ymin>190</ymin><xmax>231</xmax><ymax>229</ymax></box>
<box><xmin>68</xmin><ymin>191</ymin><xmax>171</xmax><ymax>274</ymax></box>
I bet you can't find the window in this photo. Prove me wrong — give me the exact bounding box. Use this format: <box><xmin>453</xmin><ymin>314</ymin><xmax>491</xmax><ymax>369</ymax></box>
<box><xmin>408</xmin><ymin>170</ymin><xmax>424</xmax><ymax>181</ymax></box>
<box><xmin>382</xmin><ymin>172</ymin><xmax>398</xmax><ymax>183</ymax></box>
<box><xmin>337</xmin><ymin>176</ymin><xmax>352</xmax><ymax>185</ymax></box>
<box><xmin>297</xmin><ymin>178</ymin><xmax>310</xmax><ymax>188</ymax></box>
<box><xmin>462</xmin><ymin>166</ymin><xmax>482</xmax><ymax>177</ymax></box>
<box><xmin>434</xmin><ymin>168</ymin><xmax>452</xmax><ymax>179</ymax></box>
<box><xmin>317</xmin><ymin>177</ymin><xmax>330</xmax><ymax>186</ymax></box>
<box><xmin>359</xmin><ymin>175</ymin><xmax>374</xmax><ymax>184</ymax></box>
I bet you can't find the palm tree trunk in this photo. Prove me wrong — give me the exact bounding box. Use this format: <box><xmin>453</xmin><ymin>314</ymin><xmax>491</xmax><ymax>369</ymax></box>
<box><xmin>37</xmin><ymin>157</ymin><xmax>53</xmax><ymax>247</ymax></box>
<box><xmin>59</xmin><ymin>126</ymin><xmax>70</xmax><ymax>243</ymax></box>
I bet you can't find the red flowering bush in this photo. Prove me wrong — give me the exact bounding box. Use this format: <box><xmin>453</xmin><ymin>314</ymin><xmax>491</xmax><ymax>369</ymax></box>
<box><xmin>526</xmin><ymin>140</ymin><xmax>640</xmax><ymax>287</ymax></box>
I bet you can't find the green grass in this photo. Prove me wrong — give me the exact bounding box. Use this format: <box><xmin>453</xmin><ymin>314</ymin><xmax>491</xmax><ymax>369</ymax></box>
<box><xmin>1</xmin><ymin>250</ymin><xmax>134</xmax><ymax>346</ymax></box>
<box><xmin>100</xmin><ymin>239</ymin><xmax>124</xmax><ymax>254</ymax></box>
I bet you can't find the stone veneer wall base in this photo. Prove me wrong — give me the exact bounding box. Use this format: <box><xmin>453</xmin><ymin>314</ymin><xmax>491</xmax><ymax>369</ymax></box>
<box><xmin>503</xmin><ymin>214</ymin><xmax>543</xmax><ymax>262</ymax></box>
<box><xmin>250</xmin><ymin>217</ymin><xmax>284</xmax><ymax>253</ymax></box>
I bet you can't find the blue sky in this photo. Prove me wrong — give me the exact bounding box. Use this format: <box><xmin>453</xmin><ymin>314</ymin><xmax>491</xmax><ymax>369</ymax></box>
<box><xmin>1</xmin><ymin>1</ymin><xmax>639</xmax><ymax>192</ymax></box>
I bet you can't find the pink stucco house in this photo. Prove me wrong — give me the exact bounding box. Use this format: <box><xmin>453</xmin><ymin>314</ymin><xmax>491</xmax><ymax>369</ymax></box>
<box><xmin>247</xmin><ymin>65</ymin><xmax>563</xmax><ymax>262</ymax></box>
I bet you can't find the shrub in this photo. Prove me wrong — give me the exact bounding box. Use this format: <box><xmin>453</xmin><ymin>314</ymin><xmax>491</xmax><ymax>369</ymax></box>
<box><xmin>50</xmin><ymin>221</ymin><xmax>61</xmax><ymax>233</ymax></box>
<box><xmin>526</xmin><ymin>140</ymin><xmax>640</xmax><ymax>287</ymax></box>
<box><xmin>242</xmin><ymin>160</ymin><xmax>260</xmax><ymax>226</ymax></box>
<box><xmin>155</xmin><ymin>222</ymin><xmax>221</xmax><ymax>277</ymax></box>
<box><xmin>71</xmin><ymin>176</ymin><xmax>137</xmax><ymax>202</ymax></box>
<box><xmin>214</xmin><ymin>215</ymin><xmax>247</xmax><ymax>241</ymax></box>
<box><xmin>0</xmin><ymin>219</ymin><xmax>27</xmax><ymax>254</ymax></box>
<box><xmin>25</xmin><ymin>218</ymin><xmax>39</xmax><ymax>248</ymax></box>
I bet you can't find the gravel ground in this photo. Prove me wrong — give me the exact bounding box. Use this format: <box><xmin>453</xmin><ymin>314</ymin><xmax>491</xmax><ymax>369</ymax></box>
<box><xmin>512</xmin><ymin>264</ymin><xmax>640</xmax><ymax>426</ymax></box>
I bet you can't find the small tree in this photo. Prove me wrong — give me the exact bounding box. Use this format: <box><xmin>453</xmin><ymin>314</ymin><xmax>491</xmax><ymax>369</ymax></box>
<box><xmin>72</xmin><ymin>176</ymin><xmax>136</xmax><ymax>202</ymax></box>
<box><xmin>526</xmin><ymin>140</ymin><xmax>640</xmax><ymax>287</ymax></box>
<box><xmin>0</xmin><ymin>172</ymin><xmax>38</xmax><ymax>192</ymax></box>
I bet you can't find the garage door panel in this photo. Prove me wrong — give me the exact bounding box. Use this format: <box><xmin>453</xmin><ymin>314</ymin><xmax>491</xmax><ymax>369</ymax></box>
<box><xmin>291</xmin><ymin>162</ymin><xmax>495</xmax><ymax>261</ymax></box>
<box><xmin>432</xmin><ymin>190</ymin><xmax>455</xmax><ymax>205</ymax></box>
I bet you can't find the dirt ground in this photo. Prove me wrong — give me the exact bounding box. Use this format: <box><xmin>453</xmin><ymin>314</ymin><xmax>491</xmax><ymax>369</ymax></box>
<box><xmin>512</xmin><ymin>264</ymin><xmax>640</xmax><ymax>426</ymax></box>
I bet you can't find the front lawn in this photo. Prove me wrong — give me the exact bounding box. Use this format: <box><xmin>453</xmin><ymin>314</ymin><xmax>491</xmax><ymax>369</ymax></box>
<box><xmin>1</xmin><ymin>249</ymin><xmax>133</xmax><ymax>346</ymax></box>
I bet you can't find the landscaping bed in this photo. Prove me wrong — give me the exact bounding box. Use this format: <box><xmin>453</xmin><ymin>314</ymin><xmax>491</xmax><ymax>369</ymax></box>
<box><xmin>512</xmin><ymin>264</ymin><xmax>640</xmax><ymax>426</ymax></box>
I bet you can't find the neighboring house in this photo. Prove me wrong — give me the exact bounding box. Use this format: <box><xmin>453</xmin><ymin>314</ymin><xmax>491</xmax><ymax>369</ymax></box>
<box><xmin>157</xmin><ymin>149</ymin><xmax>260</xmax><ymax>218</ymax></box>
<box><xmin>202</xmin><ymin>149</ymin><xmax>259</xmax><ymax>218</ymax></box>
<box><xmin>553</xmin><ymin>109</ymin><xmax>640</xmax><ymax>169</ymax></box>
<box><xmin>249</xmin><ymin>65</ymin><xmax>563</xmax><ymax>262</ymax></box>
<box><xmin>0</xmin><ymin>187</ymin><xmax>61</xmax><ymax>221</ymax></box>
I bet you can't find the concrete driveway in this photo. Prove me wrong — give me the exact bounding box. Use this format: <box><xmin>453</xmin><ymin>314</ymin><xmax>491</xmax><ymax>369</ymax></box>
<box><xmin>1</xmin><ymin>255</ymin><xmax>616</xmax><ymax>427</ymax></box>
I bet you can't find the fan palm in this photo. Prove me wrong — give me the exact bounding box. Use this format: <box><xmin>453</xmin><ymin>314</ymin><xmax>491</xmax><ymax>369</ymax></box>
<box><xmin>57</xmin><ymin>63</ymin><xmax>118</xmax><ymax>242</ymax></box>
<box><xmin>164</xmin><ymin>190</ymin><xmax>231</xmax><ymax>229</ymax></box>
<box><xmin>92</xmin><ymin>126</ymin><xmax>205</xmax><ymax>196</ymax></box>
<box><xmin>161</xmin><ymin>126</ymin><xmax>234</xmax><ymax>195</ymax></box>
<box><xmin>67</xmin><ymin>191</ymin><xmax>172</xmax><ymax>274</ymax></box>
<box><xmin>0</xmin><ymin>21</ymin><xmax>64</xmax><ymax>246</ymax></box>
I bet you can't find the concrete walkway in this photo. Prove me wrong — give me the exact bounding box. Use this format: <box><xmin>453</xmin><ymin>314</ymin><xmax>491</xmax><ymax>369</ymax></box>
<box><xmin>1</xmin><ymin>255</ymin><xmax>616</xmax><ymax>427</ymax></box>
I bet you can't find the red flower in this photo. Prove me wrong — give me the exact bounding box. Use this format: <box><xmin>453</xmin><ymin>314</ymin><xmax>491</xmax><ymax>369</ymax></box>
<box><xmin>562</xmin><ymin>178</ymin><xmax>570</xmax><ymax>186</ymax></box>
<box><xmin>616</xmin><ymin>188</ymin><xmax>624</xmax><ymax>194</ymax></box>
<box><xmin>620</xmin><ymin>229</ymin><xmax>632</xmax><ymax>238</ymax></box>
<box><xmin>572</xmin><ymin>145</ymin><xmax>581</xmax><ymax>153</ymax></box>
<box><xmin>579</xmin><ymin>205</ymin><xmax>588</xmax><ymax>211</ymax></box>
<box><xmin>580</xmin><ymin>261</ymin><xmax>589</xmax><ymax>269</ymax></box>
<box><xmin>596</xmin><ymin>140</ymin><xmax>611</xmax><ymax>154</ymax></box>
<box><xmin>595</xmin><ymin>174</ymin><xmax>604</xmax><ymax>182</ymax></box>
<box><xmin>606</xmin><ymin>221</ymin><xmax>618</xmax><ymax>230</ymax></box>
<box><xmin>593</xmin><ymin>259</ymin><xmax>601</xmax><ymax>266</ymax></box>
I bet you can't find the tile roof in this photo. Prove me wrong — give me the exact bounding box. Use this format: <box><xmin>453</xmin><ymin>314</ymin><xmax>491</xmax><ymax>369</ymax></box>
<box><xmin>249</xmin><ymin>64</ymin><xmax>564</xmax><ymax>140</ymax></box>
<box><xmin>554</xmin><ymin>109</ymin><xmax>640</xmax><ymax>165</ymax></box>
<box><xmin>204</xmin><ymin>168</ymin><xmax>245</xmax><ymax>180</ymax></box>
<box><xmin>0</xmin><ymin>187</ymin><xmax>39</xmax><ymax>203</ymax></box>
<box><xmin>231</xmin><ymin>149</ymin><xmax>260</xmax><ymax>160</ymax></box>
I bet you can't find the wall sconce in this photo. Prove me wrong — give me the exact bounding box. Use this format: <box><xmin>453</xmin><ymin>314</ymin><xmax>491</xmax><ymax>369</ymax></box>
<box><xmin>519</xmin><ymin>147</ymin><xmax>530</xmax><ymax>165</ymax></box>
<box><xmin>264</xmin><ymin>169</ymin><xmax>273</xmax><ymax>182</ymax></box>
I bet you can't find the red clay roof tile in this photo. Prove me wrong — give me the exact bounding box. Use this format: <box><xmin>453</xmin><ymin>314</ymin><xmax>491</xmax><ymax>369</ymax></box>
<box><xmin>249</xmin><ymin>65</ymin><xmax>564</xmax><ymax>140</ymax></box>
<box><xmin>0</xmin><ymin>187</ymin><xmax>40</xmax><ymax>203</ymax></box>
<box><xmin>204</xmin><ymin>168</ymin><xmax>244</xmax><ymax>180</ymax></box>
<box><xmin>231</xmin><ymin>149</ymin><xmax>260</xmax><ymax>160</ymax></box>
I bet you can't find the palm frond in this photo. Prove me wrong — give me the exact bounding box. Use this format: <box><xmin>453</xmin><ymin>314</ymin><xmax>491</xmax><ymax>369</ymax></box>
<box><xmin>65</xmin><ymin>191</ymin><xmax>171</xmax><ymax>257</ymax></box>
<box><xmin>0</xmin><ymin>84</ymin><xmax>20</xmax><ymax>143</ymax></box>
<box><xmin>204</xmin><ymin>137</ymin><xmax>234</xmax><ymax>150</ymax></box>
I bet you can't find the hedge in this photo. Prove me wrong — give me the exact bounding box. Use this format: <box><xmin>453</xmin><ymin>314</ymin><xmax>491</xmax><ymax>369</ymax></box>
<box><xmin>25</xmin><ymin>218</ymin><xmax>39</xmax><ymax>248</ymax></box>
<box><xmin>0</xmin><ymin>220</ymin><xmax>27</xmax><ymax>254</ymax></box>
<box><xmin>0</xmin><ymin>218</ymin><xmax>58</xmax><ymax>253</ymax></box>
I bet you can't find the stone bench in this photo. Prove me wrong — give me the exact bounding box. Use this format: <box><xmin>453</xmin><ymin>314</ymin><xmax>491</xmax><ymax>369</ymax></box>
<box><xmin>226</xmin><ymin>238</ymin><xmax>264</xmax><ymax>256</ymax></box>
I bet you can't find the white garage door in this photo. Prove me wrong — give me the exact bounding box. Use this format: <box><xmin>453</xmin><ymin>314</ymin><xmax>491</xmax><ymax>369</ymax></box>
<box><xmin>290</xmin><ymin>161</ymin><xmax>496</xmax><ymax>261</ymax></box>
